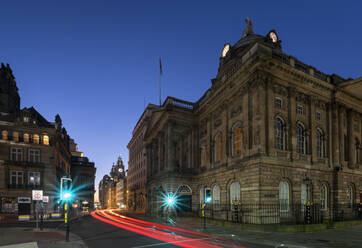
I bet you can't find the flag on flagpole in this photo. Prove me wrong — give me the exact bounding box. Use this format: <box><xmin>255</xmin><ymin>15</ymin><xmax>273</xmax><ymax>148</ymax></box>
<box><xmin>159</xmin><ymin>57</ymin><xmax>163</xmax><ymax>75</ymax></box>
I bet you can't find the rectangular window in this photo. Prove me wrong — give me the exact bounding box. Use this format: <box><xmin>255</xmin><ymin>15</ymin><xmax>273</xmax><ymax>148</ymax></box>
<box><xmin>316</xmin><ymin>111</ymin><xmax>322</xmax><ymax>121</ymax></box>
<box><xmin>28</xmin><ymin>172</ymin><xmax>41</xmax><ymax>186</ymax></box>
<box><xmin>29</xmin><ymin>149</ymin><xmax>40</xmax><ymax>163</ymax></box>
<box><xmin>10</xmin><ymin>147</ymin><xmax>23</xmax><ymax>161</ymax></box>
<box><xmin>296</xmin><ymin>105</ymin><xmax>304</xmax><ymax>115</ymax></box>
<box><xmin>275</xmin><ymin>97</ymin><xmax>283</xmax><ymax>109</ymax></box>
<box><xmin>10</xmin><ymin>171</ymin><xmax>23</xmax><ymax>185</ymax></box>
<box><xmin>354</xmin><ymin>123</ymin><xmax>359</xmax><ymax>132</ymax></box>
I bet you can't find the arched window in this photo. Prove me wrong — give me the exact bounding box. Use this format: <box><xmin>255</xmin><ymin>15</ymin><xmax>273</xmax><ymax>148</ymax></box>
<box><xmin>275</xmin><ymin>117</ymin><xmax>286</xmax><ymax>150</ymax></box>
<box><xmin>320</xmin><ymin>184</ymin><xmax>328</xmax><ymax>211</ymax></box>
<box><xmin>279</xmin><ymin>181</ymin><xmax>289</xmax><ymax>211</ymax></box>
<box><xmin>2</xmin><ymin>130</ymin><xmax>8</xmax><ymax>140</ymax></box>
<box><xmin>13</xmin><ymin>132</ymin><xmax>19</xmax><ymax>142</ymax></box>
<box><xmin>316</xmin><ymin>129</ymin><xmax>325</xmax><ymax>158</ymax></box>
<box><xmin>348</xmin><ymin>185</ymin><xmax>354</xmax><ymax>208</ymax></box>
<box><xmin>214</xmin><ymin>133</ymin><xmax>222</xmax><ymax>162</ymax></box>
<box><xmin>232</xmin><ymin>126</ymin><xmax>242</xmax><ymax>156</ymax></box>
<box><xmin>33</xmin><ymin>134</ymin><xmax>40</xmax><ymax>144</ymax></box>
<box><xmin>229</xmin><ymin>181</ymin><xmax>241</xmax><ymax>205</ymax></box>
<box><xmin>213</xmin><ymin>185</ymin><xmax>221</xmax><ymax>208</ymax></box>
<box><xmin>297</xmin><ymin>123</ymin><xmax>306</xmax><ymax>154</ymax></box>
<box><xmin>43</xmin><ymin>135</ymin><xmax>49</xmax><ymax>145</ymax></box>
<box><xmin>23</xmin><ymin>133</ymin><xmax>29</xmax><ymax>143</ymax></box>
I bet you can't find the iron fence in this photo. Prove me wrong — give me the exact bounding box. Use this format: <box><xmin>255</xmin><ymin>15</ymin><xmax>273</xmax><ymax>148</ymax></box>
<box><xmin>190</xmin><ymin>203</ymin><xmax>362</xmax><ymax>225</ymax></box>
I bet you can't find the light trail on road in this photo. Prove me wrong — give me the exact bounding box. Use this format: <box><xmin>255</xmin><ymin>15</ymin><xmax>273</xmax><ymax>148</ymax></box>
<box><xmin>91</xmin><ymin>209</ymin><xmax>247</xmax><ymax>248</ymax></box>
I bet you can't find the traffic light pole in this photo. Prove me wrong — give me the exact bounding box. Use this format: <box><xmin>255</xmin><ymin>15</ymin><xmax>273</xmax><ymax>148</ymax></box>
<box><xmin>65</xmin><ymin>203</ymin><xmax>70</xmax><ymax>242</ymax></box>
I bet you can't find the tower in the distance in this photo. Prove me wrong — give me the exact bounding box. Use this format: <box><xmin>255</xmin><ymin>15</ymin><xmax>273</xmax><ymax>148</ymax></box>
<box><xmin>0</xmin><ymin>63</ymin><xmax>20</xmax><ymax>113</ymax></box>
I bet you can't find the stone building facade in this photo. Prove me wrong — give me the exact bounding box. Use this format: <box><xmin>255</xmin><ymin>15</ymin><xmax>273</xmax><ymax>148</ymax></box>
<box><xmin>142</xmin><ymin>21</ymin><xmax>362</xmax><ymax>222</ymax></box>
<box><xmin>0</xmin><ymin>63</ymin><xmax>72</xmax><ymax>214</ymax></box>
<box><xmin>127</xmin><ymin>104</ymin><xmax>159</xmax><ymax>213</ymax></box>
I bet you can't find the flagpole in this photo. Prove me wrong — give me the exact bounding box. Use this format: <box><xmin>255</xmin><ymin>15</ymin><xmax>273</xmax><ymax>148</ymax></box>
<box><xmin>159</xmin><ymin>57</ymin><xmax>162</xmax><ymax>106</ymax></box>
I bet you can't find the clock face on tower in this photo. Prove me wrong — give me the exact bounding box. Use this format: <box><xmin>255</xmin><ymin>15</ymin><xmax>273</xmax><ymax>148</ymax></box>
<box><xmin>269</xmin><ymin>31</ymin><xmax>278</xmax><ymax>43</ymax></box>
<box><xmin>222</xmin><ymin>44</ymin><xmax>230</xmax><ymax>57</ymax></box>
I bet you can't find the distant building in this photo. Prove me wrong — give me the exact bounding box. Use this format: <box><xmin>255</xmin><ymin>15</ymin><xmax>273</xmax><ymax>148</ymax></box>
<box><xmin>98</xmin><ymin>156</ymin><xmax>126</xmax><ymax>209</ymax></box>
<box><xmin>127</xmin><ymin>104</ymin><xmax>159</xmax><ymax>213</ymax></box>
<box><xmin>69</xmin><ymin>139</ymin><xmax>96</xmax><ymax>211</ymax></box>
<box><xmin>0</xmin><ymin>63</ymin><xmax>71</xmax><ymax>214</ymax></box>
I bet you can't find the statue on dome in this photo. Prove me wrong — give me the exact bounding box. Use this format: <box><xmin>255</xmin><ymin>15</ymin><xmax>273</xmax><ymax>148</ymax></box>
<box><xmin>242</xmin><ymin>17</ymin><xmax>254</xmax><ymax>38</ymax></box>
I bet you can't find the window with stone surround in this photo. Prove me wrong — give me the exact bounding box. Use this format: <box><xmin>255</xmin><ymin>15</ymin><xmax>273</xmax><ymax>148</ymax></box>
<box><xmin>10</xmin><ymin>171</ymin><xmax>24</xmax><ymax>185</ymax></box>
<box><xmin>275</xmin><ymin>117</ymin><xmax>286</xmax><ymax>150</ymax></box>
<box><xmin>13</xmin><ymin>132</ymin><xmax>19</xmax><ymax>142</ymax></box>
<box><xmin>43</xmin><ymin>135</ymin><xmax>49</xmax><ymax>145</ymax></box>
<box><xmin>232</xmin><ymin>125</ymin><xmax>242</xmax><ymax>156</ymax></box>
<box><xmin>29</xmin><ymin>149</ymin><xmax>40</xmax><ymax>163</ymax></box>
<box><xmin>348</xmin><ymin>185</ymin><xmax>354</xmax><ymax>208</ymax></box>
<box><xmin>296</xmin><ymin>105</ymin><xmax>304</xmax><ymax>115</ymax></box>
<box><xmin>316</xmin><ymin>111</ymin><xmax>322</xmax><ymax>121</ymax></box>
<box><xmin>33</xmin><ymin>134</ymin><xmax>40</xmax><ymax>144</ymax></box>
<box><xmin>229</xmin><ymin>181</ymin><xmax>240</xmax><ymax>205</ymax></box>
<box><xmin>275</xmin><ymin>97</ymin><xmax>283</xmax><ymax>109</ymax></box>
<box><xmin>213</xmin><ymin>185</ymin><xmax>220</xmax><ymax>208</ymax></box>
<box><xmin>2</xmin><ymin>130</ymin><xmax>8</xmax><ymax>140</ymax></box>
<box><xmin>320</xmin><ymin>184</ymin><xmax>328</xmax><ymax>211</ymax></box>
<box><xmin>28</xmin><ymin>171</ymin><xmax>41</xmax><ymax>187</ymax></box>
<box><xmin>23</xmin><ymin>133</ymin><xmax>29</xmax><ymax>143</ymax></box>
<box><xmin>316</xmin><ymin>129</ymin><xmax>325</xmax><ymax>158</ymax></box>
<box><xmin>200</xmin><ymin>146</ymin><xmax>207</xmax><ymax>167</ymax></box>
<box><xmin>297</xmin><ymin>123</ymin><xmax>306</xmax><ymax>154</ymax></box>
<box><xmin>214</xmin><ymin>133</ymin><xmax>222</xmax><ymax>163</ymax></box>
<box><xmin>11</xmin><ymin>147</ymin><xmax>23</xmax><ymax>161</ymax></box>
<box><xmin>279</xmin><ymin>181</ymin><xmax>289</xmax><ymax>211</ymax></box>
<box><xmin>355</xmin><ymin>139</ymin><xmax>360</xmax><ymax>164</ymax></box>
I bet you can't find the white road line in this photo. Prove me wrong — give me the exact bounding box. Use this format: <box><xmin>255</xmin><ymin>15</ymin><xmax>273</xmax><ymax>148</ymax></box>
<box><xmin>0</xmin><ymin>242</ymin><xmax>38</xmax><ymax>248</ymax></box>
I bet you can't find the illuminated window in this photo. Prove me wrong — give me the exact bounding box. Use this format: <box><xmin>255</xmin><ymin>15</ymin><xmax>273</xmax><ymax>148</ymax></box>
<box><xmin>233</xmin><ymin>126</ymin><xmax>242</xmax><ymax>156</ymax></box>
<box><xmin>279</xmin><ymin>181</ymin><xmax>289</xmax><ymax>211</ymax></box>
<box><xmin>33</xmin><ymin>134</ymin><xmax>39</xmax><ymax>144</ymax></box>
<box><xmin>13</xmin><ymin>132</ymin><xmax>19</xmax><ymax>142</ymax></box>
<box><xmin>29</xmin><ymin>149</ymin><xmax>40</xmax><ymax>163</ymax></box>
<box><xmin>28</xmin><ymin>172</ymin><xmax>40</xmax><ymax>186</ymax></box>
<box><xmin>320</xmin><ymin>184</ymin><xmax>328</xmax><ymax>211</ymax></box>
<box><xmin>23</xmin><ymin>116</ymin><xmax>29</xmax><ymax>123</ymax></box>
<box><xmin>2</xmin><ymin>130</ymin><xmax>8</xmax><ymax>140</ymax></box>
<box><xmin>11</xmin><ymin>147</ymin><xmax>23</xmax><ymax>161</ymax></box>
<box><xmin>275</xmin><ymin>117</ymin><xmax>286</xmax><ymax>150</ymax></box>
<box><xmin>23</xmin><ymin>133</ymin><xmax>29</xmax><ymax>143</ymax></box>
<box><xmin>43</xmin><ymin>135</ymin><xmax>49</xmax><ymax>145</ymax></box>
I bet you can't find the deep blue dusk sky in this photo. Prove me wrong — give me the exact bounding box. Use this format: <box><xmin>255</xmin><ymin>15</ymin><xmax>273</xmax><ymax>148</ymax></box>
<box><xmin>1</xmin><ymin>1</ymin><xmax>361</xmax><ymax>197</ymax></box>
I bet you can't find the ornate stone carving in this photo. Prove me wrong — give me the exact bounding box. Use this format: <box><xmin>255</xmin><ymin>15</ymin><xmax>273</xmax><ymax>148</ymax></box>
<box><xmin>214</xmin><ymin>118</ymin><xmax>222</xmax><ymax>128</ymax></box>
<box><xmin>230</xmin><ymin>104</ymin><xmax>242</xmax><ymax>118</ymax></box>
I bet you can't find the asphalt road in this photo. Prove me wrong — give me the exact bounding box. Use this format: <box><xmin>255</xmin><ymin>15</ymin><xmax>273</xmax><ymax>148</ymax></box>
<box><xmin>68</xmin><ymin>212</ymin><xmax>271</xmax><ymax>248</ymax></box>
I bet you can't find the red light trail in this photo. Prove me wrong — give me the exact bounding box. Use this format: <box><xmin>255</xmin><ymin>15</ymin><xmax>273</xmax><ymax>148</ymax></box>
<box><xmin>91</xmin><ymin>209</ymin><xmax>246</xmax><ymax>248</ymax></box>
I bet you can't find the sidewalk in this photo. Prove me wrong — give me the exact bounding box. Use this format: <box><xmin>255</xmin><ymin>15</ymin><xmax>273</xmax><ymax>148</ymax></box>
<box><xmin>0</xmin><ymin>228</ymin><xmax>87</xmax><ymax>248</ymax></box>
<box><xmin>128</xmin><ymin>213</ymin><xmax>362</xmax><ymax>248</ymax></box>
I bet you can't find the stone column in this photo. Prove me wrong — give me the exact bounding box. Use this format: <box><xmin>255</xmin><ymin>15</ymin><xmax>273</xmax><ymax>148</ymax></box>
<box><xmin>347</xmin><ymin>109</ymin><xmax>354</xmax><ymax>169</ymax></box>
<box><xmin>310</xmin><ymin>96</ymin><xmax>316</xmax><ymax>163</ymax></box>
<box><xmin>167</xmin><ymin>121</ymin><xmax>175</xmax><ymax>171</ymax></box>
<box><xmin>288</xmin><ymin>87</ymin><xmax>296</xmax><ymax>159</ymax></box>
<box><xmin>332</xmin><ymin>103</ymin><xmax>340</xmax><ymax>167</ymax></box>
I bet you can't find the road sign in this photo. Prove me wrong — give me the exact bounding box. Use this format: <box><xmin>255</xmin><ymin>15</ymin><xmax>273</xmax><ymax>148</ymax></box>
<box><xmin>18</xmin><ymin>197</ymin><xmax>31</xmax><ymax>203</ymax></box>
<box><xmin>43</xmin><ymin>196</ymin><xmax>49</xmax><ymax>203</ymax></box>
<box><xmin>32</xmin><ymin>190</ymin><xmax>43</xmax><ymax>201</ymax></box>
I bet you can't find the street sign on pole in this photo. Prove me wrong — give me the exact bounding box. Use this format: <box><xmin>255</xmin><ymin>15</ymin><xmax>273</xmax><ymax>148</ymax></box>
<box><xmin>43</xmin><ymin>196</ymin><xmax>49</xmax><ymax>203</ymax></box>
<box><xmin>32</xmin><ymin>190</ymin><xmax>43</xmax><ymax>201</ymax></box>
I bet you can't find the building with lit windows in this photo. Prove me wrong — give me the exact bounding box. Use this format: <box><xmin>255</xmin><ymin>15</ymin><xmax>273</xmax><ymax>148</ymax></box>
<box><xmin>0</xmin><ymin>63</ymin><xmax>71</xmax><ymax>214</ymax></box>
<box><xmin>140</xmin><ymin>20</ymin><xmax>362</xmax><ymax>223</ymax></box>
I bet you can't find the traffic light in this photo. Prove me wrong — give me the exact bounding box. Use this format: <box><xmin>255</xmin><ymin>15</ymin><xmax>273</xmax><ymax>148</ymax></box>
<box><xmin>165</xmin><ymin>193</ymin><xmax>176</xmax><ymax>207</ymax></box>
<box><xmin>60</xmin><ymin>177</ymin><xmax>73</xmax><ymax>202</ymax></box>
<box><xmin>205</xmin><ymin>188</ymin><xmax>212</xmax><ymax>203</ymax></box>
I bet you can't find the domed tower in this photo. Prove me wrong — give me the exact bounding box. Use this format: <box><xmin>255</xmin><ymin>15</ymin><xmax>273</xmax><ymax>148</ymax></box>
<box><xmin>0</xmin><ymin>63</ymin><xmax>20</xmax><ymax>113</ymax></box>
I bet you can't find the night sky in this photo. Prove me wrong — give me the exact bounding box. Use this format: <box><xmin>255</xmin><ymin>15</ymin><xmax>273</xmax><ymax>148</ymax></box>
<box><xmin>1</xmin><ymin>1</ymin><xmax>361</xmax><ymax>199</ymax></box>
